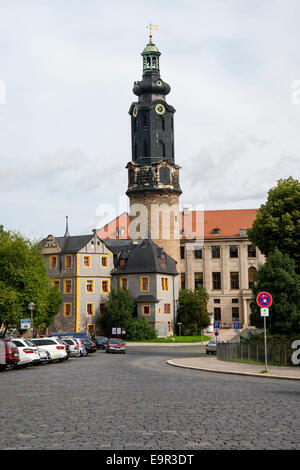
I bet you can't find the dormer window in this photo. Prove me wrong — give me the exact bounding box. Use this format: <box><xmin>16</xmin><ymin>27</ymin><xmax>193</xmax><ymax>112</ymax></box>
<box><xmin>212</xmin><ymin>228</ymin><xmax>220</xmax><ymax>235</ymax></box>
<box><xmin>161</xmin><ymin>255</ymin><xmax>166</xmax><ymax>265</ymax></box>
<box><xmin>120</xmin><ymin>258</ymin><xmax>126</xmax><ymax>267</ymax></box>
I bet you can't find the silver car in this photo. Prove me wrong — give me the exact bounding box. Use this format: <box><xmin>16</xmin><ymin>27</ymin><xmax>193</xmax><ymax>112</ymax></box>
<box><xmin>61</xmin><ymin>338</ymin><xmax>81</xmax><ymax>357</ymax></box>
<box><xmin>206</xmin><ymin>340</ymin><xmax>223</xmax><ymax>354</ymax></box>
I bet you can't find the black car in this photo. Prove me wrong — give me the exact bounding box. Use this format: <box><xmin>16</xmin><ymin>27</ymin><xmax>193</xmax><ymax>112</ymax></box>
<box><xmin>82</xmin><ymin>339</ymin><xmax>97</xmax><ymax>354</ymax></box>
<box><xmin>93</xmin><ymin>336</ymin><xmax>108</xmax><ymax>350</ymax></box>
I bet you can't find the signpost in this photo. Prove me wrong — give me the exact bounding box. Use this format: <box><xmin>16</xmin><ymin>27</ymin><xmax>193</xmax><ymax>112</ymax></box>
<box><xmin>177</xmin><ymin>322</ymin><xmax>182</xmax><ymax>340</ymax></box>
<box><xmin>256</xmin><ymin>292</ymin><xmax>273</xmax><ymax>372</ymax></box>
<box><xmin>20</xmin><ymin>319</ymin><xmax>31</xmax><ymax>330</ymax></box>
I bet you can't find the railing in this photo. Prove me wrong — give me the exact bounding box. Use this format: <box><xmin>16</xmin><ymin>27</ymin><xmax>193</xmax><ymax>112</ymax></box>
<box><xmin>217</xmin><ymin>342</ymin><xmax>298</xmax><ymax>367</ymax></box>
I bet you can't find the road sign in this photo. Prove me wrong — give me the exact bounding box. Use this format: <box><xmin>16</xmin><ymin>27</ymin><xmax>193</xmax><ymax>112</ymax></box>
<box><xmin>234</xmin><ymin>322</ymin><xmax>240</xmax><ymax>330</ymax></box>
<box><xmin>260</xmin><ymin>308</ymin><xmax>269</xmax><ymax>317</ymax></box>
<box><xmin>256</xmin><ymin>292</ymin><xmax>272</xmax><ymax>308</ymax></box>
<box><xmin>214</xmin><ymin>321</ymin><xmax>220</xmax><ymax>329</ymax></box>
<box><xmin>215</xmin><ymin>331</ymin><xmax>219</xmax><ymax>336</ymax></box>
<box><xmin>20</xmin><ymin>319</ymin><xmax>31</xmax><ymax>330</ymax></box>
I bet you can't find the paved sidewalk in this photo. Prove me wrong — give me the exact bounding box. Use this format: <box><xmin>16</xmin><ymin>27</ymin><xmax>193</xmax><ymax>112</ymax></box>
<box><xmin>167</xmin><ymin>356</ymin><xmax>300</xmax><ymax>381</ymax></box>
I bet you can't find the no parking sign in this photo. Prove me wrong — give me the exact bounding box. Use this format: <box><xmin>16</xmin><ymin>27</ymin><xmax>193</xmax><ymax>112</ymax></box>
<box><xmin>256</xmin><ymin>292</ymin><xmax>272</xmax><ymax>308</ymax></box>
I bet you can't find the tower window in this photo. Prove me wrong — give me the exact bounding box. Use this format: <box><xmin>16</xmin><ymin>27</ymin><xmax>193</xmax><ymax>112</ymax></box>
<box><xmin>158</xmin><ymin>140</ymin><xmax>165</xmax><ymax>159</ymax></box>
<box><xmin>144</xmin><ymin>140</ymin><xmax>148</xmax><ymax>158</ymax></box>
<box><xmin>159</xmin><ymin>167</ymin><xmax>170</xmax><ymax>184</ymax></box>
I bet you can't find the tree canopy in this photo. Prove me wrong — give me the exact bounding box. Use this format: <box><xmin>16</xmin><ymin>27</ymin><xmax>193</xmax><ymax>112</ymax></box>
<box><xmin>250</xmin><ymin>249</ymin><xmax>300</xmax><ymax>335</ymax></box>
<box><xmin>248</xmin><ymin>177</ymin><xmax>300</xmax><ymax>273</ymax></box>
<box><xmin>0</xmin><ymin>226</ymin><xmax>62</xmax><ymax>332</ymax></box>
<box><xmin>177</xmin><ymin>286</ymin><xmax>210</xmax><ymax>335</ymax></box>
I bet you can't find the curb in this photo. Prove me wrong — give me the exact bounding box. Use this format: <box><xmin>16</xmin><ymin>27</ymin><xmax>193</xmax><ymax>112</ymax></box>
<box><xmin>126</xmin><ymin>342</ymin><xmax>206</xmax><ymax>347</ymax></box>
<box><xmin>166</xmin><ymin>360</ymin><xmax>300</xmax><ymax>381</ymax></box>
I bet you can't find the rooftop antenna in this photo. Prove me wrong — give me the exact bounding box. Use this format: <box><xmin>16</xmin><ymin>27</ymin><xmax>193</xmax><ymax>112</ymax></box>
<box><xmin>64</xmin><ymin>216</ymin><xmax>70</xmax><ymax>237</ymax></box>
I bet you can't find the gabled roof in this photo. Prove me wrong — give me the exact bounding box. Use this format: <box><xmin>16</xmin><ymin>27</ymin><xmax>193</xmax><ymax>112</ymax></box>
<box><xmin>109</xmin><ymin>237</ymin><xmax>178</xmax><ymax>275</ymax></box>
<box><xmin>41</xmin><ymin>234</ymin><xmax>94</xmax><ymax>254</ymax></box>
<box><xmin>97</xmin><ymin>209</ymin><xmax>258</xmax><ymax>241</ymax></box>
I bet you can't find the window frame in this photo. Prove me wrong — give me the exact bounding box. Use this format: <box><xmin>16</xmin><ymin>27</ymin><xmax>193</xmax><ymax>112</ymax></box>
<box><xmin>101</xmin><ymin>256</ymin><xmax>108</xmax><ymax>268</ymax></box>
<box><xmin>64</xmin><ymin>279</ymin><xmax>72</xmax><ymax>294</ymax></box>
<box><xmin>86</xmin><ymin>279</ymin><xmax>94</xmax><ymax>293</ymax></box>
<box><xmin>101</xmin><ymin>279</ymin><xmax>109</xmax><ymax>294</ymax></box>
<box><xmin>141</xmin><ymin>276</ymin><xmax>149</xmax><ymax>292</ymax></box>
<box><xmin>142</xmin><ymin>305</ymin><xmax>151</xmax><ymax>315</ymax></box>
<box><xmin>64</xmin><ymin>303</ymin><xmax>72</xmax><ymax>317</ymax></box>
<box><xmin>212</xmin><ymin>272</ymin><xmax>221</xmax><ymax>290</ymax></box>
<box><xmin>50</xmin><ymin>255</ymin><xmax>57</xmax><ymax>269</ymax></box>
<box><xmin>230</xmin><ymin>272</ymin><xmax>240</xmax><ymax>290</ymax></box>
<box><xmin>65</xmin><ymin>255</ymin><xmax>72</xmax><ymax>268</ymax></box>
<box><xmin>211</xmin><ymin>245</ymin><xmax>221</xmax><ymax>259</ymax></box>
<box><xmin>83</xmin><ymin>256</ymin><xmax>91</xmax><ymax>268</ymax></box>
<box><xmin>86</xmin><ymin>303</ymin><xmax>94</xmax><ymax>316</ymax></box>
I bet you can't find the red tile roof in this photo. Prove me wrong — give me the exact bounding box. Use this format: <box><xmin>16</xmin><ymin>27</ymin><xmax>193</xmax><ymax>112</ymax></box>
<box><xmin>97</xmin><ymin>209</ymin><xmax>258</xmax><ymax>241</ymax></box>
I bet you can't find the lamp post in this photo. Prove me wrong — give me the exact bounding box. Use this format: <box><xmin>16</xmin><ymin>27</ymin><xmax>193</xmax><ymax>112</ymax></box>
<box><xmin>28</xmin><ymin>302</ymin><xmax>35</xmax><ymax>337</ymax></box>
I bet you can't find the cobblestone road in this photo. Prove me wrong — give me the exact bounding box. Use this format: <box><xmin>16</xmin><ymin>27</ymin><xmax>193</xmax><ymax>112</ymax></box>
<box><xmin>0</xmin><ymin>346</ymin><xmax>299</xmax><ymax>450</ymax></box>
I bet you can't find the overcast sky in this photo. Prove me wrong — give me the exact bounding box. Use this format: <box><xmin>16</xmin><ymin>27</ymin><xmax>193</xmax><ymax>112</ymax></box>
<box><xmin>0</xmin><ymin>0</ymin><xmax>300</xmax><ymax>240</ymax></box>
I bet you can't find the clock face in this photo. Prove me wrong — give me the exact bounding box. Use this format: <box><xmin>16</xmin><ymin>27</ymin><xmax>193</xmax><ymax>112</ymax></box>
<box><xmin>155</xmin><ymin>103</ymin><xmax>165</xmax><ymax>115</ymax></box>
<box><xmin>156</xmin><ymin>79</ymin><xmax>163</xmax><ymax>86</ymax></box>
<box><xmin>133</xmin><ymin>106</ymin><xmax>138</xmax><ymax>117</ymax></box>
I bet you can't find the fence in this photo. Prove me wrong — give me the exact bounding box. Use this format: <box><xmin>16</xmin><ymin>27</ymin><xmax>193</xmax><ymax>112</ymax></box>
<box><xmin>217</xmin><ymin>342</ymin><xmax>298</xmax><ymax>367</ymax></box>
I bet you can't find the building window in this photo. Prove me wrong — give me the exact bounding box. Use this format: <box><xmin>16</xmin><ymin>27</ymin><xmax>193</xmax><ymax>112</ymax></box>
<box><xmin>99</xmin><ymin>303</ymin><xmax>106</xmax><ymax>315</ymax></box>
<box><xmin>101</xmin><ymin>280</ymin><xmax>109</xmax><ymax>293</ymax></box>
<box><xmin>167</xmin><ymin>322</ymin><xmax>172</xmax><ymax>333</ymax></box>
<box><xmin>161</xmin><ymin>255</ymin><xmax>166</xmax><ymax>265</ymax></box>
<box><xmin>87</xmin><ymin>303</ymin><xmax>94</xmax><ymax>316</ymax></box>
<box><xmin>141</xmin><ymin>276</ymin><xmax>149</xmax><ymax>292</ymax></box>
<box><xmin>64</xmin><ymin>303</ymin><xmax>72</xmax><ymax>317</ymax></box>
<box><xmin>64</xmin><ymin>279</ymin><xmax>72</xmax><ymax>294</ymax></box>
<box><xmin>212</xmin><ymin>272</ymin><xmax>221</xmax><ymax>290</ymax></box>
<box><xmin>248</xmin><ymin>245</ymin><xmax>256</xmax><ymax>258</ymax></box>
<box><xmin>211</xmin><ymin>246</ymin><xmax>220</xmax><ymax>258</ymax></box>
<box><xmin>120</xmin><ymin>278</ymin><xmax>128</xmax><ymax>290</ymax></box>
<box><xmin>101</xmin><ymin>256</ymin><xmax>108</xmax><ymax>268</ymax></box>
<box><xmin>87</xmin><ymin>324</ymin><xmax>95</xmax><ymax>334</ymax></box>
<box><xmin>194</xmin><ymin>248</ymin><xmax>202</xmax><ymax>259</ymax></box>
<box><xmin>232</xmin><ymin>307</ymin><xmax>239</xmax><ymax>321</ymax></box>
<box><xmin>83</xmin><ymin>256</ymin><xmax>90</xmax><ymax>267</ymax></box>
<box><xmin>86</xmin><ymin>280</ymin><xmax>94</xmax><ymax>293</ymax></box>
<box><xmin>164</xmin><ymin>303</ymin><xmax>171</xmax><ymax>314</ymax></box>
<box><xmin>230</xmin><ymin>272</ymin><xmax>239</xmax><ymax>290</ymax></box>
<box><xmin>120</xmin><ymin>258</ymin><xmax>126</xmax><ymax>267</ymax></box>
<box><xmin>52</xmin><ymin>280</ymin><xmax>60</xmax><ymax>290</ymax></box>
<box><xmin>214</xmin><ymin>307</ymin><xmax>221</xmax><ymax>321</ymax></box>
<box><xmin>232</xmin><ymin>298</ymin><xmax>239</xmax><ymax>304</ymax></box>
<box><xmin>181</xmin><ymin>273</ymin><xmax>185</xmax><ymax>290</ymax></box>
<box><xmin>214</xmin><ymin>298</ymin><xmax>220</xmax><ymax>304</ymax></box>
<box><xmin>142</xmin><ymin>305</ymin><xmax>150</xmax><ymax>315</ymax></box>
<box><xmin>50</xmin><ymin>256</ymin><xmax>57</xmax><ymax>269</ymax></box>
<box><xmin>194</xmin><ymin>272</ymin><xmax>203</xmax><ymax>289</ymax></box>
<box><xmin>65</xmin><ymin>255</ymin><xmax>72</xmax><ymax>268</ymax></box>
<box><xmin>162</xmin><ymin>277</ymin><xmax>169</xmax><ymax>291</ymax></box>
<box><xmin>229</xmin><ymin>245</ymin><xmax>238</xmax><ymax>258</ymax></box>
<box><xmin>180</xmin><ymin>246</ymin><xmax>185</xmax><ymax>259</ymax></box>
<box><xmin>248</xmin><ymin>267</ymin><xmax>257</xmax><ymax>288</ymax></box>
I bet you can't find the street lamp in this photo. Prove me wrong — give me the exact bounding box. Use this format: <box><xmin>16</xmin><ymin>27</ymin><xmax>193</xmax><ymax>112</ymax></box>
<box><xmin>28</xmin><ymin>302</ymin><xmax>35</xmax><ymax>337</ymax></box>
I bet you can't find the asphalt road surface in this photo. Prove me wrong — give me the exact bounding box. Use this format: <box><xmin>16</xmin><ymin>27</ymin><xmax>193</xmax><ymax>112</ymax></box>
<box><xmin>0</xmin><ymin>345</ymin><xmax>299</xmax><ymax>450</ymax></box>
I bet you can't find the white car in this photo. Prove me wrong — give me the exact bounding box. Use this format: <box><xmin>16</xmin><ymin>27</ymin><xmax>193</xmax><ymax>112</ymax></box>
<box><xmin>30</xmin><ymin>338</ymin><xmax>68</xmax><ymax>362</ymax></box>
<box><xmin>10</xmin><ymin>338</ymin><xmax>41</xmax><ymax>367</ymax></box>
<box><xmin>59</xmin><ymin>337</ymin><xmax>81</xmax><ymax>357</ymax></box>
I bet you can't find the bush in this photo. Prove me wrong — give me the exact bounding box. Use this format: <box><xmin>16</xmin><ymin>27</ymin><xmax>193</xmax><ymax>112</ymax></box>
<box><xmin>126</xmin><ymin>318</ymin><xmax>157</xmax><ymax>341</ymax></box>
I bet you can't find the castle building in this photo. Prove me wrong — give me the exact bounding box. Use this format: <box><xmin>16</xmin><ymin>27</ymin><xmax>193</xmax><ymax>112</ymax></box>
<box><xmin>41</xmin><ymin>35</ymin><xmax>263</xmax><ymax>335</ymax></box>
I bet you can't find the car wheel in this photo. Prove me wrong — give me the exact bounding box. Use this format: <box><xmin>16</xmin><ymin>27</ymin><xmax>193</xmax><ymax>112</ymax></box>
<box><xmin>0</xmin><ymin>365</ymin><xmax>7</xmax><ymax>371</ymax></box>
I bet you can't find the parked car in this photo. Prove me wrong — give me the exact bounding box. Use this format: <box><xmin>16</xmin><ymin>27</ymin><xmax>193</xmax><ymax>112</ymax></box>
<box><xmin>0</xmin><ymin>338</ymin><xmax>20</xmax><ymax>370</ymax></box>
<box><xmin>93</xmin><ymin>336</ymin><xmax>108</xmax><ymax>350</ymax></box>
<box><xmin>37</xmin><ymin>347</ymin><xmax>52</xmax><ymax>364</ymax></box>
<box><xmin>10</xmin><ymin>338</ymin><xmax>41</xmax><ymax>367</ymax></box>
<box><xmin>206</xmin><ymin>340</ymin><xmax>223</xmax><ymax>354</ymax></box>
<box><xmin>105</xmin><ymin>338</ymin><xmax>126</xmax><ymax>354</ymax></box>
<box><xmin>81</xmin><ymin>339</ymin><xmax>97</xmax><ymax>354</ymax></box>
<box><xmin>60</xmin><ymin>338</ymin><xmax>81</xmax><ymax>357</ymax></box>
<box><xmin>30</xmin><ymin>338</ymin><xmax>68</xmax><ymax>362</ymax></box>
<box><xmin>74</xmin><ymin>338</ymin><xmax>88</xmax><ymax>357</ymax></box>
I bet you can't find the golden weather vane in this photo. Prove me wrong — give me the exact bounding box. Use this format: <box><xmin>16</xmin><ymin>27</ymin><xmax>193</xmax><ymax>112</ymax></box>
<box><xmin>146</xmin><ymin>22</ymin><xmax>158</xmax><ymax>40</ymax></box>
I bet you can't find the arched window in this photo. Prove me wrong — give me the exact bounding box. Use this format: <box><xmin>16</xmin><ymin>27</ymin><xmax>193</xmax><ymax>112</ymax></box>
<box><xmin>248</xmin><ymin>267</ymin><xmax>257</xmax><ymax>289</ymax></box>
<box><xmin>134</xmin><ymin>143</ymin><xmax>138</xmax><ymax>160</ymax></box>
<box><xmin>158</xmin><ymin>140</ymin><xmax>165</xmax><ymax>159</ymax></box>
<box><xmin>144</xmin><ymin>140</ymin><xmax>148</xmax><ymax>158</ymax></box>
<box><xmin>157</xmin><ymin>115</ymin><xmax>165</xmax><ymax>131</ymax></box>
<box><xmin>159</xmin><ymin>167</ymin><xmax>170</xmax><ymax>185</ymax></box>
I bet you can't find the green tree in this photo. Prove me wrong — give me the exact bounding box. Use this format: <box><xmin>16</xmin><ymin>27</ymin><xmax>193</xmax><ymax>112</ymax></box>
<box><xmin>248</xmin><ymin>177</ymin><xmax>300</xmax><ymax>273</ymax></box>
<box><xmin>126</xmin><ymin>318</ymin><xmax>157</xmax><ymax>341</ymax></box>
<box><xmin>250</xmin><ymin>249</ymin><xmax>300</xmax><ymax>335</ymax></box>
<box><xmin>99</xmin><ymin>288</ymin><xmax>135</xmax><ymax>336</ymax></box>
<box><xmin>177</xmin><ymin>286</ymin><xmax>210</xmax><ymax>335</ymax></box>
<box><xmin>0</xmin><ymin>227</ymin><xmax>63</xmax><ymax>331</ymax></box>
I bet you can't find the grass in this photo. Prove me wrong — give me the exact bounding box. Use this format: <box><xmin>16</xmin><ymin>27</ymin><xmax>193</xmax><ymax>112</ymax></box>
<box><xmin>225</xmin><ymin>357</ymin><xmax>291</xmax><ymax>367</ymax></box>
<box><xmin>126</xmin><ymin>335</ymin><xmax>211</xmax><ymax>343</ymax></box>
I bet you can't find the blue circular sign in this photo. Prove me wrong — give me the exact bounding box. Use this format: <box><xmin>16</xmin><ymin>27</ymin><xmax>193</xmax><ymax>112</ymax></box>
<box><xmin>256</xmin><ymin>292</ymin><xmax>272</xmax><ymax>308</ymax></box>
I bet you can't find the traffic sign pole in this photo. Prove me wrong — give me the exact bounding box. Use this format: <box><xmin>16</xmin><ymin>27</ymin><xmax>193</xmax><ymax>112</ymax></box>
<box><xmin>257</xmin><ymin>292</ymin><xmax>272</xmax><ymax>373</ymax></box>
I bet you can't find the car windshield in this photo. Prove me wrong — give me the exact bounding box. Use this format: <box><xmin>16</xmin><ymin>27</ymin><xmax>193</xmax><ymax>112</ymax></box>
<box><xmin>109</xmin><ymin>339</ymin><xmax>123</xmax><ymax>344</ymax></box>
<box><xmin>96</xmin><ymin>337</ymin><xmax>107</xmax><ymax>341</ymax></box>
